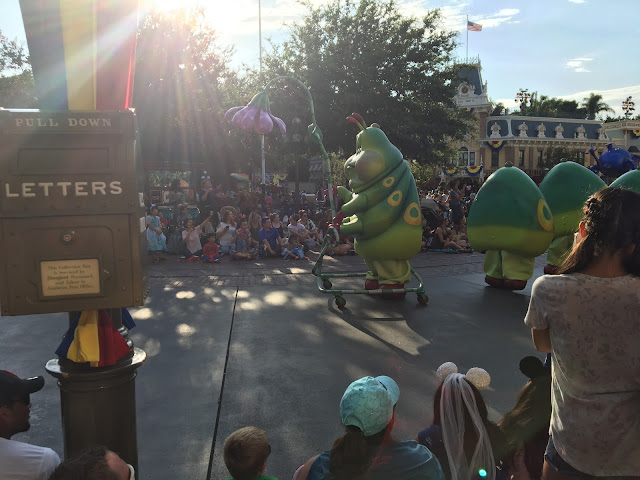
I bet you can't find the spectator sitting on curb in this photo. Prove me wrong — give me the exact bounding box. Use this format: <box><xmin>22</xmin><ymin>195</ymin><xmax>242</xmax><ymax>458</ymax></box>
<box><xmin>248</xmin><ymin>211</ymin><xmax>262</xmax><ymax>249</ymax></box>
<box><xmin>0</xmin><ymin>370</ymin><xmax>61</xmax><ymax>480</ymax></box>
<box><xmin>224</xmin><ymin>427</ymin><xmax>277</xmax><ymax>480</ymax></box>
<box><xmin>202</xmin><ymin>233</ymin><xmax>220</xmax><ymax>263</ymax></box>
<box><xmin>287</xmin><ymin>214</ymin><xmax>311</xmax><ymax>249</ymax></box>
<box><xmin>282</xmin><ymin>235</ymin><xmax>307</xmax><ymax>261</ymax></box>
<box><xmin>259</xmin><ymin>217</ymin><xmax>284</xmax><ymax>258</ymax></box>
<box><xmin>217</xmin><ymin>209</ymin><xmax>238</xmax><ymax>256</ymax></box>
<box><xmin>428</xmin><ymin>218</ymin><xmax>470</xmax><ymax>252</ymax></box>
<box><xmin>270</xmin><ymin>213</ymin><xmax>285</xmax><ymax>239</ymax></box>
<box><xmin>181</xmin><ymin>213</ymin><xmax>215</xmax><ymax>261</ymax></box>
<box><xmin>48</xmin><ymin>445</ymin><xmax>133</xmax><ymax>480</ymax></box>
<box><xmin>235</xmin><ymin>220</ymin><xmax>252</xmax><ymax>253</ymax></box>
<box><xmin>326</xmin><ymin>237</ymin><xmax>355</xmax><ymax>256</ymax></box>
<box><xmin>298</xmin><ymin>210</ymin><xmax>321</xmax><ymax>245</ymax></box>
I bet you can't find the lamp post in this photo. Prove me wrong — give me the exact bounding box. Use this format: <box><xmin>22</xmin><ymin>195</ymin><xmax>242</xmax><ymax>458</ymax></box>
<box><xmin>622</xmin><ymin>96</ymin><xmax>635</xmax><ymax>119</ymax></box>
<box><xmin>258</xmin><ymin>0</ymin><xmax>266</xmax><ymax>188</ymax></box>
<box><xmin>515</xmin><ymin>88</ymin><xmax>532</xmax><ymax>114</ymax></box>
<box><xmin>289</xmin><ymin>118</ymin><xmax>304</xmax><ymax>209</ymax></box>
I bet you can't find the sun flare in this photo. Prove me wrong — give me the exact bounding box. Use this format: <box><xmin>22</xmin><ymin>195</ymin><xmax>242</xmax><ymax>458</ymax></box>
<box><xmin>143</xmin><ymin>0</ymin><xmax>201</xmax><ymax>13</ymax></box>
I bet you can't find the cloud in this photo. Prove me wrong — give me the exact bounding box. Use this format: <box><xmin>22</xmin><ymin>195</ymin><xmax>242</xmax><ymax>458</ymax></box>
<box><xmin>438</xmin><ymin>5</ymin><xmax>521</xmax><ymax>31</ymax></box>
<box><xmin>566</xmin><ymin>57</ymin><xmax>592</xmax><ymax>73</ymax></box>
<box><xmin>397</xmin><ymin>2</ymin><xmax>521</xmax><ymax>31</ymax></box>
<box><xmin>559</xmin><ymin>84</ymin><xmax>640</xmax><ymax>117</ymax></box>
<box><xmin>568</xmin><ymin>0</ymin><xmax>586</xmax><ymax>3</ymax></box>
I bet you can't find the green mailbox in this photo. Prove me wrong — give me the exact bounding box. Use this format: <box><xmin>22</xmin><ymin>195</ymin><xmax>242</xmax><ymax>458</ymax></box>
<box><xmin>0</xmin><ymin>109</ymin><xmax>147</xmax><ymax>316</ymax></box>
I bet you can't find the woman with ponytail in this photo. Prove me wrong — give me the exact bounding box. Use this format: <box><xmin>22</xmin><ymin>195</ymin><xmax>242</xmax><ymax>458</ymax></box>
<box><xmin>293</xmin><ymin>376</ymin><xmax>443</xmax><ymax>480</ymax></box>
<box><xmin>525</xmin><ymin>187</ymin><xmax>640</xmax><ymax>479</ymax></box>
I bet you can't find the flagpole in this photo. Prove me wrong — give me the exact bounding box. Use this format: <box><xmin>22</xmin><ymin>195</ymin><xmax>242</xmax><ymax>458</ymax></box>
<box><xmin>466</xmin><ymin>15</ymin><xmax>468</xmax><ymax>62</ymax></box>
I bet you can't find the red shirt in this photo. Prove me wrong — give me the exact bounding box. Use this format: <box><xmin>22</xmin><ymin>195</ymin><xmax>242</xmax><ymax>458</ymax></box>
<box><xmin>203</xmin><ymin>242</ymin><xmax>219</xmax><ymax>257</ymax></box>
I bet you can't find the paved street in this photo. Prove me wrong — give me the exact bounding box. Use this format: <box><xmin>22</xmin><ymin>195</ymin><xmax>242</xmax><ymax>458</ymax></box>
<box><xmin>0</xmin><ymin>251</ymin><xmax>546</xmax><ymax>479</ymax></box>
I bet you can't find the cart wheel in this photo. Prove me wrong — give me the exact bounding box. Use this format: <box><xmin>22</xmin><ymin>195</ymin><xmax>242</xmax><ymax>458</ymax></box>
<box><xmin>417</xmin><ymin>292</ymin><xmax>429</xmax><ymax>305</ymax></box>
<box><xmin>322</xmin><ymin>279</ymin><xmax>333</xmax><ymax>290</ymax></box>
<box><xmin>335</xmin><ymin>296</ymin><xmax>346</xmax><ymax>308</ymax></box>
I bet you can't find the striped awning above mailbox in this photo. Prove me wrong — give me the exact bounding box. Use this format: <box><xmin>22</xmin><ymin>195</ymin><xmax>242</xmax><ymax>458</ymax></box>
<box><xmin>19</xmin><ymin>0</ymin><xmax>138</xmax><ymax>111</ymax></box>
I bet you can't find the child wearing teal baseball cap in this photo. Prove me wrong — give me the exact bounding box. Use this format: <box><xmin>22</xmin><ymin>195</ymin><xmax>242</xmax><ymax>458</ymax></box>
<box><xmin>293</xmin><ymin>375</ymin><xmax>443</xmax><ymax>480</ymax></box>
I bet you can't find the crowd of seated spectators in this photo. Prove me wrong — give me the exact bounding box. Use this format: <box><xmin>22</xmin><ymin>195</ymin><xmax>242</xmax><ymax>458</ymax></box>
<box><xmin>146</xmin><ymin>181</ymin><xmax>353</xmax><ymax>263</ymax></box>
<box><xmin>419</xmin><ymin>179</ymin><xmax>477</xmax><ymax>254</ymax></box>
<box><xmin>147</xmin><ymin>178</ymin><xmax>481</xmax><ymax>263</ymax></box>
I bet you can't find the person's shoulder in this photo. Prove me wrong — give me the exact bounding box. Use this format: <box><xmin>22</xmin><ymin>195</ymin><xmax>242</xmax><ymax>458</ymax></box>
<box><xmin>532</xmin><ymin>273</ymin><xmax>572</xmax><ymax>290</ymax></box>
<box><xmin>390</xmin><ymin>440</ymin><xmax>437</xmax><ymax>459</ymax></box>
<box><xmin>0</xmin><ymin>438</ymin><xmax>60</xmax><ymax>465</ymax></box>
<box><xmin>41</xmin><ymin>446</ymin><xmax>61</xmax><ymax>470</ymax></box>
<box><xmin>387</xmin><ymin>441</ymin><xmax>442</xmax><ymax>474</ymax></box>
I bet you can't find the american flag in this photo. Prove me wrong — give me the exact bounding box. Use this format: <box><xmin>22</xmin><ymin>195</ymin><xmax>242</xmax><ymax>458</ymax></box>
<box><xmin>467</xmin><ymin>21</ymin><xmax>482</xmax><ymax>31</ymax></box>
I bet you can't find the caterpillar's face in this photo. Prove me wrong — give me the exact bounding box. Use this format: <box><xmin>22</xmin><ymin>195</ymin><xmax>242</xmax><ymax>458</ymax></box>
<box><xmin>345</xmin><ymin>149</ymin><xmax>385</xmax><ymax>192</ymax></box>
<box><xmin>345</xmin><ymin>125</ymin><xmax>403</xmax><ymax>193</ymax></box>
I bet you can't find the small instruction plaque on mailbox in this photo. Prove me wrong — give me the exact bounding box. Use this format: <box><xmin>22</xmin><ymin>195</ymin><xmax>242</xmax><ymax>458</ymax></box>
<box><xmin>41</xmin><ymin>259</ymin><xmax>101</xmax><ymax>297</ymax></box>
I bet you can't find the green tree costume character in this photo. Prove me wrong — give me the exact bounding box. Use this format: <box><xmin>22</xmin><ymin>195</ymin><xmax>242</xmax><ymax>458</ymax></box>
<box><xmin>610</xmin><ymin>170</ymin><xmax>640</xmax><ymax>194</ymax></box>
<box><xmin>467</xmin><ymin>164</ymin><xmax>554</xmax><ymax>290</ymax></box>
<box><xmin>337</xmin><ymin>114</ymin><xmax>422</xmax><ymax>288</ymax></box>
<box><xmin>539</xmin><ymin>162</ymin><xmax>606</xmax><ymax>273</ymax></box>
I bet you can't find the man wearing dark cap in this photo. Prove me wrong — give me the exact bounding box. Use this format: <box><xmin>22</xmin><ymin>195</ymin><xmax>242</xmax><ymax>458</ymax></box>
<box><xmin>0</xmin><ymin>370</ymin><xmax>60</xmax><ymax>479</ymax></box>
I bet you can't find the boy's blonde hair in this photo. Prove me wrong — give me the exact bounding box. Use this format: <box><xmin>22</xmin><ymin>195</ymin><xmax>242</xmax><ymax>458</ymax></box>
<box><xmin>223</xmin><ymin>426</ymin><xmax>270</xmax><ymax>480</ymax></box>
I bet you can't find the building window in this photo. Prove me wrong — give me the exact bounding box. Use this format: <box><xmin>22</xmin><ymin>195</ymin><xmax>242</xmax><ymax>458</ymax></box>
<box><xmin>537</xmin><ymin>150</ymin><xmax>543</xmax><ymax>166</ymax></box>
<box><xmin>519</xmin><ymin>150</ymin><xmax>525</xmax><ymax>167</ymax></box>
<box><xmin>491</xmin><ymin>150</ymin><xmax>499</xmax><ymax>167</ymax></box>
<box><xmin>458</xmin><ymin>147</ymin><xmax>469</xmax><ymax>167</ymax></box>
<box><xmin>469</xmin><ymin>152</ymin><xmax>476</xmax><ymax>166</ymax></box>
<box><xmin>578</xmin><ymin>151</ymin><xmax>585</xmax><ymax>165</ymax></box>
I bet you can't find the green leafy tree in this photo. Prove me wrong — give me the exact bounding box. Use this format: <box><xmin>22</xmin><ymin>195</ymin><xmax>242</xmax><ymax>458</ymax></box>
<box><xmin>538</xmin><ymin>146</ymin><xmax>585</xmax><ymax>170</ymax></box>
<box><xmin>327</xmin><ymin>152</ymin><xmax>347</xmax><ymax>187</ymax></box>
<box><xmin>518</xmin><ymin>91</ymin><xmax>585</xmax><ymax>118</ymax></box>
<box><xmin>490</xmin><ymin>101</ymin><xmax>508</xmax><ymax>116</ymax></box>
<box><xmin>581</xmin><ymin>93</ymin><xmax>614</xmax><ymax>120</ymax></box>
<box><xmin>410</xmin><ymin>161</ymin><xmax>439</xmax><ymax>188</ymax></box>
<box><xmin>0</xmin><ymin>31</ymin><xmax>36</xmax><ymax>108</ymax></box>
<box><xmin>134</xmin><ymin>8</ymin><xmax>244</xmax><ymax>182</ymax></box>
<box><xmin>261</xmin><ymin>0</ymin><xmax>472</xmax><ymax>165</ymax></box>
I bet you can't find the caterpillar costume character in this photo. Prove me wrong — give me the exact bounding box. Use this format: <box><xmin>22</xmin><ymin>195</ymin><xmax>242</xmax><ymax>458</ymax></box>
<box><xmin>467</xmin><ymin>164</ymin><xmax>554</xmax><ymax>290</ymax></box>
<box><xmin>337</xmin><ymin>114</ymin><xmax>422</xmax><ymax>290</ymax></box>
<box><xmin>539</xmin><ymin>162</ymin><xmax>606</xmax><ymax>274</ymax></box>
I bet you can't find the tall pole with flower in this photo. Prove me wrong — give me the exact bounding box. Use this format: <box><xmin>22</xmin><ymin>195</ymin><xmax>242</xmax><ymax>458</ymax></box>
<box><xmin>258</xmin><ymin>0</ymin><xmax>265</xmax><ymax>185</ymax></box>
<box><xmin>224</xmin><ymin>76</ymin><xmax>337</xmax><ymax>219</ymax></box>
<box><xmin>225</xmin><ymin>79</ymin><xmax>429</xmax><ymax>308</ymax></box>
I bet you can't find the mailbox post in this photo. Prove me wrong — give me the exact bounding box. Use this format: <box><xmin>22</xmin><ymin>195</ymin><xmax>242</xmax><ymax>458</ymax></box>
<box><xmin>0</xmin><ymin>109</ymin><xmax>148</xmax><ymax>470</ymax></box>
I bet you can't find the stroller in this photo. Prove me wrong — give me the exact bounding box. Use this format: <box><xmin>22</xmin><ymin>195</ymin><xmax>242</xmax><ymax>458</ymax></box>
<box><xmin>421</xmin><ymin>198</ymin><xmax>443</xmax><ymax>231</ymax></box>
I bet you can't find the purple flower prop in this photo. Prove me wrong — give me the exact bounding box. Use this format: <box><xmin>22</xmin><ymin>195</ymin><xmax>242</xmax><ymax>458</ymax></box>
<box><xmin>225</xmin><ymin>91</ymin><xmax>286</xmax><ymax>135</ymax></box>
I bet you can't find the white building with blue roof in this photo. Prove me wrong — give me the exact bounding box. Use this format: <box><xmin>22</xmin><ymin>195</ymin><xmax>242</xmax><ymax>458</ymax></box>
<box><xmin>449</xmin><ymin>61</ymin><xmax>632</xmax><ymax>184</ymax></box>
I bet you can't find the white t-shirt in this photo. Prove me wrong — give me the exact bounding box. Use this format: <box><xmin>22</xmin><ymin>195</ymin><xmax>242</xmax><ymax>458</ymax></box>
<box><xmin>182</xmin><ymin>225</ymin><xmax>203</xmax><ymax>254</ymax></box>
<box><xmin>288</xmin><ymin>223</ymin><xmax>307</xmax><ymax>238</ymax></box>
<box><xmin>524</xmin><ymin>273</ymin><xmax>640</xmax><ymax>476</ymax></box>
<box><xmin>217</xmin><ymin>222</ymin><xmax>236</xmax><ymax>246</ymax></box>
<box><xmin>0</xmin><ymin>437</ymin><xmax>60</xmax><ymax>480</ymax></box>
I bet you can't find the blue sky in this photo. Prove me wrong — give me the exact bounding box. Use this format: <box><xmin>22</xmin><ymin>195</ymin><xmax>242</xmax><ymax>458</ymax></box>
<box><xmin>2</xmin><ymin>0</ymin><xmax>639</xmax><ymax>117</ymax></box>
